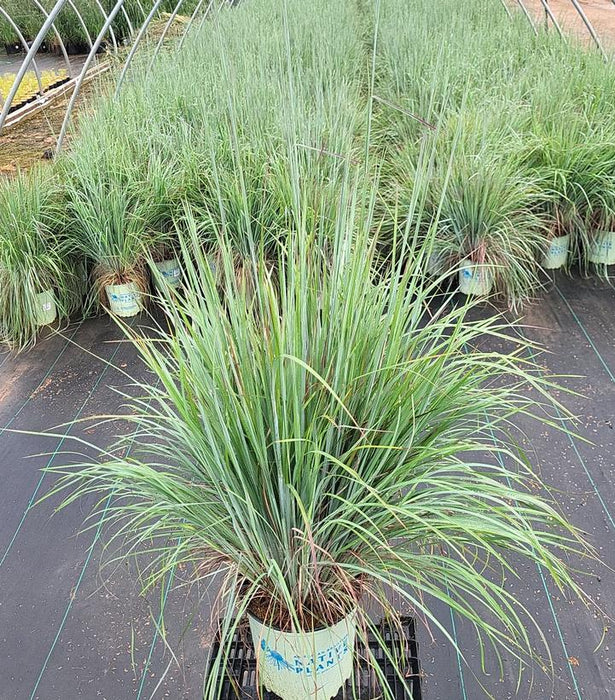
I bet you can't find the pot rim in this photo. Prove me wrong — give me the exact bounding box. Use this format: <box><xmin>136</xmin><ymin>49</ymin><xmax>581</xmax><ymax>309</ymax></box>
<box><xmin>247</xmin><ymin>607</ymin><xmax>357</xmax><ymax>634</ymax></box>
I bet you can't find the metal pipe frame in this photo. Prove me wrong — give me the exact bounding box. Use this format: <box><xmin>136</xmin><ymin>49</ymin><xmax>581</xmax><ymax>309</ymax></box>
<box><xmin>0</xmin><ymin>7</ymin><xmax>45</xmax><ymax>106</ymax></box>
<box><xmin>0</xmin><ymin>0</ymin><xmax>611</xmax><ymax>144</ymax></box>
<box><xmin>569</xmin><ymin>0</ymin><xmax>606</xmax><ymax>58</ymax></box>
<box><xmin>65</xmin><ymin>0</ymin><xmax>95</xmax><ymax>53</ymax></box>
<box><xmin>539</xmin><ymin>0</ymin><xmax>563</xmax><ymax>39</ymax></box>
<box><xmin>56</xmin><ymin>0</ymin><xmax>131</xmax><ymax>152</ymax></box>
<box><xmin>31</xmin><ymin>0</ymin><xmax>73</xmax><ymax>77</ymax></box>
<box><xmin>515</xmin><ymin>0</ymin><xmax>538</xmax><ymax>35</ymax></box>
<box><xmin>0</xmin><ymin>0</ymin><xmax>68</xmax><ymax>132</ymax></box>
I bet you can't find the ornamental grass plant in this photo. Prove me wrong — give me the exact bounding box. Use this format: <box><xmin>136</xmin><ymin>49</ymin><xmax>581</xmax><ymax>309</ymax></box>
<box><xmin>62</xmin><ymin>115</ymin><xmax>187</xmax><ymax>312</ymax></box>
<box><xmin>374</xmin><ymin>0</ymin><xmax>615</xmax><ymax>295</ymax></box>
<box><xmin>4</xmin><ymin>0</ymin><xmax>601</xmax><ymax>695</ymax></box>
<box><xmin>60</xmin><ymin>0</ymin><xmax>365</xmax><ymax>269</ymax></box>
<box><xmin>0</xmin><ymin>168</ymin><xmax>81</xmax><ymax>349</ymax></box>
<box><xmin>50</xmin><ymin>166</ymin><xmax>589</xmax><ymax>696</ymax></box>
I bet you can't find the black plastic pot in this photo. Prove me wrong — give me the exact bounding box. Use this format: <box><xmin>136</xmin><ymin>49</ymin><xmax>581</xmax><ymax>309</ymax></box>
<box><xmin>4</xmin><ymin>42</ymin><xmax>23</xmax><ymax>55</ymax></box>
<box><xmin>4</xmin><ymin>40</ymin><xmax>51</xmax><ymax>55</ymax></box>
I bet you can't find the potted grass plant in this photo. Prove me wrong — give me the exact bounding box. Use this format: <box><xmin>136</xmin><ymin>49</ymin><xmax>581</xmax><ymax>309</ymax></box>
<box><xmin>434</xmin><ymin>153</ymin><xmax>544</xmax><ymax>309</ymax></box>
<box><xmin>60</xmin><ymin>104</ymin><xmax>189</xmax><ymax>315</ymax></box>
<box><xmin>65</xmin><ymin>177</ymin><xmax>151</xmax><ymax>317</ymax></box>
<box><xmin>581</xmin><ymin>168</ymin><xmax>615</xmax><ymax>271</ymax></box>
<box><xmin>523</xmin><ymin>117</ymin><xmax>609</xmax><ymax>273</ymax></box>
<box><xmin>528</xmin><ymin>155</ymin><xmax>584</xmax><ymax>273</ymax></box>
<box><xmin>0</xmin><ymin>168</ymin><xmax>81</xmax><ymax>350</ymax></box>
<box><xmin>50</xmin><ymin>184</ymin><xmax>587</xmax><ymax>699</ymax></box>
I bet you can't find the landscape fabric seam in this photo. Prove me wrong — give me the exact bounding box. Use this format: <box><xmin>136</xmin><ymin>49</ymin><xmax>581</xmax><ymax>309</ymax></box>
<box><xmin>459</xmin><ymin>336</ymin><xmax>581</xmax><ymax>699</ymax></box>
<box><xmin>447</xmin><ymin>601</ymin><xmax>469</xmax><ymax>700</ymax></box>
<box><xmin>513</xmin><ymin>295</ymin><xmax>615</xmax><ymax>697</ymax></box>
<box><xmin>30</xmin><ymin>366</ymin><xmax>160</xmax><ymax>698</ymax></box>
<box><xmin>0</xmin><ymin>323</ymin><xmax>122</xmax><ymax>569</ymax></box>
<box><xmin>538</xmin><ymin>285</ymin><xmax>615</xmax><ymax>532</ymax></box>
<box><xmin>0</xmin><ymin>321</ymin><xmax>83</xmax><ymax>436</ymax></box>
<box><xmin>554</xmin><ymin>282</ymin><xmax>615</xmax><ymax>384</ymax></box>
<box><xmin>482</xmin><ymin>402</ymin><xmax>583</xmax><ymax>699</ymax></box>
<box><xmin>135</xmin><ymin>560</ymin><xmax>177</xmax><ymax>700</ymax></box>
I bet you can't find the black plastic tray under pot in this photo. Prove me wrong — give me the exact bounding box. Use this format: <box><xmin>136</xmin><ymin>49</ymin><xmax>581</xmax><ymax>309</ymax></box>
<box><xmin>207</xmin><ymin>616</ymin><xmax>423</xmax><ymax>699</ymax></box>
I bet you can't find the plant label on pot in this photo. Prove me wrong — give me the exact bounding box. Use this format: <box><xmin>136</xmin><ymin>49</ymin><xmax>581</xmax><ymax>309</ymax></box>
<box><xmin>459</xmin><ymin>261</ymin><xmax>493</xmax><ymax>297</ymax></box>
<box><xmin>154</xmin><ymin>258</ymin><xmax>182</xmax><ymax>289</ymax></box>
<box><xmin>105</xmin><ymin>282</ymin><xmax>142</xmax><ymax>317</ymax></box>
<box><xmin>588</xmin><ymin>232</ymin><xmax>615</xmax><ymax>266</ymax></box>
<box><xmin>542</xmin><ymin>234</ymin><xmax>570</xmax><ymax>270</ymax></box>
<box><xmin>35</xmin><ymin>289</ymin><xmax>57</xmax><ymax>326</ymax></box>
<box><xmin>248</xmin><ymin>610</ymin><xmax>357</xmax><ymax>700</ymax></box>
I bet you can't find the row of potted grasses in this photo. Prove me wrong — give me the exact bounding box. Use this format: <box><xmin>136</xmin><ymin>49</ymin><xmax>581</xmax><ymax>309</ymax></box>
<box><xmin>2</xmin><ymin>0</ymin><xmax>615</xmax><ymax>347</ymax></box>
<box><xmin>2</xmin><ymin>2</ymin><xmax>603</xmax><ymax>698</ymax></box>
<box><xmin>0</xmin><ymin>0</ymin><xmax>202</xmax><ymax>51</ymax></box>
<box><xmin>374</xmin><ymin>0</ymin><xmax>615</xmax><ymax>309</ymax></box>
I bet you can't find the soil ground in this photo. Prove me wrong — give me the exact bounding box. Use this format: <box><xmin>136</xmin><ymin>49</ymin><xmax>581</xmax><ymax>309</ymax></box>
<box><xmin>521</xmin><ymin>0</ymin><xmax>615</xmax><ymax>45</ymax></box>
<box><xmin>0</xmin><ymin>54</ymin><xmax>105</xmax><ymax>175</ymax></box>
<box><xmin>0</xmin><ymin>274</ymin><xmax>614</xmax><ymax>698</ymax></box>
<box><xmin>0</xmin><ymin>82</ymin><xmax>101</xmax><ymax>174</ymax></box>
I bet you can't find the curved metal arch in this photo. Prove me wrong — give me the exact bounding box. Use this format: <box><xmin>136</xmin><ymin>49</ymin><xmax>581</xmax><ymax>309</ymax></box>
<box><xmin>515</xmin><ymin>0</ymin><xmax>538</xmax><ymax>35</ymax></box>
<box><xmin>146</xmin><ymin>0</ymin><xmax>189</xmax><ymax>73</ymax></box>
<box><xmin>0</xmin><ymin>0</ymin><xmax>68</xmax><ymax>132</ymax></box>
<box><xmin>56</xmin><ymin>0</ymin><xmax>132</xmax><ymax>152</ymax></box>
<box><xmin>569</xmin><ymin>0</ymin><xmax>605</xmax><ymax>58</ymax></box>
<box><xmin>147</xmin><ymin>0</ymin><xmax>218</xmax><ymax>72</ymax></box>
<box><xmin>31</xmin><ymin>0</ymin><xmax>74</xmax><ymax>77</ymax></box>
<box><xmin>538</xmin><ymin>0</ymin><xmax>563</xmax><ymax>38</ymax></box>
<box><xmin>177</xmin><ymin>0</ymin><xmax>214</xmax><ymax>50</ymax></box>
<box><xmin>114</xmin><ymin>0</ymin><xmax>168</xmax><ymax>97</ymax></box>
<box><xmin>65</xmin><ymin>0</ymin><xmax>96</xmax><ymax>52</ymax></box>
<box><xmin>91</xmin><ymin>0</ymin><xmax>119</xmax><ymax>51</ymax></box>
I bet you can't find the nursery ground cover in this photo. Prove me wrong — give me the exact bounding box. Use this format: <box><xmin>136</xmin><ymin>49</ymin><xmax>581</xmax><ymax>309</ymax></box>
<box><xmin>0</xmin><ymin>277</ymin><xmax>613</xmax><ymax>699</ymax></box>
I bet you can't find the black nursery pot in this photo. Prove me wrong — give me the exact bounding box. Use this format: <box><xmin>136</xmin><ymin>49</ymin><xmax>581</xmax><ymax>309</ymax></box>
<box><xmin>4</xmin><ymin>40</ymin><xmax>51</xmax><ymax>55</ymax></box>
<box><xmin>5</xmin><ymin>42</ymin><xmax>24</xmax><ymax>55</ymax></box>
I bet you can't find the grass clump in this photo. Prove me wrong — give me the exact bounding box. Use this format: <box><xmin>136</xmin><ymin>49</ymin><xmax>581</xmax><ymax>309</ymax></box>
<box><xmin>374</xmin><ymin>0</ymin><xmax>615</xmax><ymax>294</ymax></box>
<box><xmin>50</xmin><ymin>173</ymin><xmax>589</xmax><ymax>696</ymax></box>
<box><xmin>0</xmin><ymin>168</ymin><xmax>81</xmax><ymax>349</ymax></box>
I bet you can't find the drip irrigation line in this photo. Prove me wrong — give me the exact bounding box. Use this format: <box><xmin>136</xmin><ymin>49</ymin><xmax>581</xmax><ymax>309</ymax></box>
<box><xmin>482</xmin><ymin>401</ymin><xmax>582</xmax><ymax>699</ymax></box>
<box><xmin>0</xmin><ymin>325</ymin><xmax>123</xmax><ymax>569</ymax></box>
<box><xmin>135</xmin><ymin>560</ymin><xmax>177</xmax><ymax>699</ymax></box>
<box><xmin>127</xmin><ymin>377</ymin><xmax>178</xmax><ymax>700</ymax></box>
<box><xmin>29</xmin><ymin>489</ymin><xmax>113</xmax><ymax>700</ymax></box>
<box><xmin>522</xmin><ymin>288</ymin><xmax>615</xmax><ymax>532</ymax></box>
<box><xmin>457</xmin><ymin>335</ymin><xmax>582</xmax><ymax>698</ymax></box>
<box><xmin>447</xmin><ymin>601</ymin><xmax>469</xmax><ymax>700</ymax></box>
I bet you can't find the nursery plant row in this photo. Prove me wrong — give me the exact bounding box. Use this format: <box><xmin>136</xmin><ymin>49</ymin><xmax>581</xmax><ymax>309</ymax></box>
<box><xmin>1</xmin><ymin>0</ymin><xmax>614</xmax><ymax>351</ymax></box>
<box><xmin>0</xmin><ymin>68</ymin><xmax>68</xmax><ymax>108</ymax></box>
<box><xmin>0</xmin><ymin>0</ymin><xmax>201</xmax><ymax>53</ymax></box>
